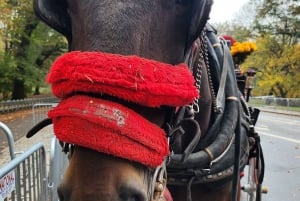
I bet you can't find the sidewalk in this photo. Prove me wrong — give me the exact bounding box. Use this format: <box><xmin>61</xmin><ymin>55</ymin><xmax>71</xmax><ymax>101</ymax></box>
<box><xmin>0</xmin><ymin>110</ymin><xmax>54</xmax><ymax>167</ymax></box>
<box><xmin>0</xmin><ymin>110</ymin><xmax>34</xmax><ymax>150</ymax></box>
<box><xmin>0</xmin><ymin>126</ymin><xmax>54</xmax><ymax>167</ymax></box>
<box><xmin>257</xmin><ymin>106</ymin><xmax>300</xmax><ymax>117</ymax></box>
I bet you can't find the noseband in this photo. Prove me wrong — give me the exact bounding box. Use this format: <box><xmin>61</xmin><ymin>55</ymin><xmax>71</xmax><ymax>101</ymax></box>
<box><xmin>151</xmin><ymin>160</ymin><xmax>168</xmax><ymax>201</ymax></box>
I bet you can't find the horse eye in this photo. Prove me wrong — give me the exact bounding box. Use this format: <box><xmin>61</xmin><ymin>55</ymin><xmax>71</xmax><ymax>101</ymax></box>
<box><xmin>119</xmin><ymin>186</ymin><xmax>146</xmax><ymax>201</ymax></box>
<box><xmin>119</xmin><ymin>193</ymin><xmax>144</xmax><ymax>201</ymax></box>
<box><xmin>175</xmin><ymin>0</ymin><xmax>190</xmax><ymax>5</ymax></box>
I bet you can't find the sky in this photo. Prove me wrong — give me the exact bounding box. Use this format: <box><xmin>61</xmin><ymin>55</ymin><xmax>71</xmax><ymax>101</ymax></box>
<box><xmin>209</xmin><ymin>0</ymin><xmax>249</xmax><ymax>23</ymax></box>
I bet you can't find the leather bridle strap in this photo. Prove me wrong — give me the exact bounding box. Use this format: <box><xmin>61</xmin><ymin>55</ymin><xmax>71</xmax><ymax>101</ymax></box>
<box><xmin>215</xmin><ymin>40</ymin><xmax>229</xmax><ymax>113</ymax></box>
<box><xmin>151</xmin><ymin>160</ymin><xmax>167</xmax><ymax>201</ymax></box>
<box><xmin>26</xmin><ymin>118</ymin><xmax>52</xmax><ymax>138</ymax></box>
<box><xmin>167</xmin><ymin>27</ymin><xmax>242</xmax><ymax>201</ymax></box>
<box><xmin>231</xmin><ymin>108</ymin><xmax>241</xmax><ymax>201</ymax></box>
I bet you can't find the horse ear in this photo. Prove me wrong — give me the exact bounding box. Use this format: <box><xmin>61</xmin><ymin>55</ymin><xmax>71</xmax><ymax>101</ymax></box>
<box><xmin>33</xmin><ymin>0</ymin><xmax>71</xmax><ymax>39</ymax></box>
<box><xmin>187</xmin><ymin>0</ymin><xmax>213</xmax><ymax>46</ymax></box>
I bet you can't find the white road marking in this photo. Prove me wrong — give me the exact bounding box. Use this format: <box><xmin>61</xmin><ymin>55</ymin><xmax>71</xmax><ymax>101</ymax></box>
<box><xmin>258</xmin><ymin>131</ymin><xmax>300</xmax><ymax>144</ymax></box>
<box><xmin>256</xmin><ymin>126</ymin><xmax>270</xmax><ymax>131</ymax></box>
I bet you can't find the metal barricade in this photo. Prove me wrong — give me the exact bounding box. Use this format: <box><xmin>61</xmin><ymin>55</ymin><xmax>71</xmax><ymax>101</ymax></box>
<box><xmin>0</xmin><ymin>122</ymin><xmax>15</xmax><ymax>160</ymax></box>
<box><xmin>32</xmin><ymin>103</ymin><xmax>58</xmax><ymax>125</ymax></box>
<box><xmin>0</xmin><ymin>143</ymin><xmax>47</xmax><ymax>201</ymax></box>
<box><xmin>1</xmin><ymin>120</ymin><xmax>69</xmax><ymax>201</ymax></box>
<box><xmin>48</xmin><ymin>138</ymin><xmax>68</xmax><ymax>201</ymax></box>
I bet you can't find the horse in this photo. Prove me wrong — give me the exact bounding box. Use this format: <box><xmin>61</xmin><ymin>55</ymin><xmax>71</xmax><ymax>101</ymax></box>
<box><xmin>27</xmin><ymin>0</ymin><xmax>264</xmax><ymax>201</ymax></box>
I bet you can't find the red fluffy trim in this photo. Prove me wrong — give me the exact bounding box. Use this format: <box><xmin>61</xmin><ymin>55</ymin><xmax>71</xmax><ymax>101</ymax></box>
<box><xmin>47</xmin><ymin>51</ymin><xmax>199</xmax><ymax>107</ymax></box>
<box><xmin>48</xmin><ymin>95</ymin><xmax>169</xmax><ymax>168</ymax></box>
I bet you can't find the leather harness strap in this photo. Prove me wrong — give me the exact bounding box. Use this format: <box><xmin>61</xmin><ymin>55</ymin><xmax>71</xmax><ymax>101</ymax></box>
<box><xmin>215</xmin><ymin>39</ymin><xmax>228</xmax><ymax>113</ymax></box>
<box><xmin>166</xmin><ymin>24</ymin><xmax>246</xmax><ymax>201</ymax></box>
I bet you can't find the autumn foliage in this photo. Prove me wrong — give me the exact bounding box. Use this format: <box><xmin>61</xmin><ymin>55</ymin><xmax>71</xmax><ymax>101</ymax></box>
<box><xmin>222</xmin><ymin>35</ymin><xmax>257</xmax><ymax>65</ymax></box>
<box><xmin>230</xmin><ymin>42</ymin><xmax>257</xmax><ymax>57</ymax></box>
<box><xmin>230</xmin><ymin>41</ymin><xmax>257</xmax><ymax>65</ymax></box>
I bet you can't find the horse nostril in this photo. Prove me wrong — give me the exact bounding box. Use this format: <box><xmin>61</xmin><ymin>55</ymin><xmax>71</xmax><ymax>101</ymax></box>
<box><xmin>57</xmin><ymin>187</ymin><xmax>64</xmax><ymax>201</ymax></box>
<box><xmin>119</xmin><ymin>185</ymin><xmax>147</xmax><ymax>201</ymax></box>
<box><xmin>57</xmin><ymin>184</ymin><xmax>70</xmax><ymax>201</ymax></box>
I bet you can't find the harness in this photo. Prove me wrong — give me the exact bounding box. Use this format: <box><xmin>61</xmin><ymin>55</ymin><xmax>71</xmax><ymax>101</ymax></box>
<box><xmin>164</xmin><ymin>24</ymin><xmax>250</xmax><ymax>201</ymax></box>
<box><xmin>26</xmin><ymin>22</ymin><xmax>264</xmax><ymax>201</ymax></box>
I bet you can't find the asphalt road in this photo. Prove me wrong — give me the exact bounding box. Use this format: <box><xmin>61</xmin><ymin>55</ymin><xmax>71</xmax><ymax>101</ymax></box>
<box><xmin>252</xmin><ymin>111</ymin><xmax>300</xmax><ymax>201</ymax></box>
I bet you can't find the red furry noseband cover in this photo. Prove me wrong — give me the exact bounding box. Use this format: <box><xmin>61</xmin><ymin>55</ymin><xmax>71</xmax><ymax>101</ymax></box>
<box><xmin>49</xmin><ymin>95</ymin><xmax>169</xmax><ymax>168</ymax></box>
<box><xmin>47</xmin><ymin>51</ymin><xmax>198</xmax><ymax>107</ymax></box>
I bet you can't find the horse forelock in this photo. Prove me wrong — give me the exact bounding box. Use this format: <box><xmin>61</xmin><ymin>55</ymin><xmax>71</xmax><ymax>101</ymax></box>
<box><xmin>68</xmin><ymin>0</ymin><xmax>192</xmax><ymax>64</ymax></box>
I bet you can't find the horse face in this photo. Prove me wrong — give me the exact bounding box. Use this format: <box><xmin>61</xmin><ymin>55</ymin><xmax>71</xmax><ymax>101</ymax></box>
<box><xmin>34</xmin><ymin>0</ymin><xmax>213</xmax><ymax>63</ymax></box>
<box><xmin>34</xmin><ymin>0</ymin><xmax>214</xmax><ymax>201</ymax></box>
<box><xmin>58</xmin><ymin>146</ymin><xmax>153</xmax><ymax>201</ymax></box>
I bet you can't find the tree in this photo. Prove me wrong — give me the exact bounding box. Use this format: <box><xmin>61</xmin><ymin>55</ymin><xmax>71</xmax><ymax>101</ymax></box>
<box><xmin>211</xmin><ymin>0</ymin><xmax>300</xmax><ymax>98</ymax></box>
<box><xmin>0</xmin><ymin>50</ymin><xmax>14</xmax><ymax>99</ymax></box>
<box><xmin>253</xmin><ymin>0</ymin><xmax>300</xmax><ymax>45</ymax></box>
<box><xmin>231</xmin><ymin>0</ymin><xmax>300</xmax><ymax>98</ymax></box>
<box><xmin>242</xmin><ymin>36</ymin><xmax>300</xmax><ymax>98</ymax></box>
<box><xmin>213</xmin><ymin>22</ymin><xmax>254</xmax><ymax>42</ymax></box>
<box><xmin>1</xmin><ymin>0</ymin><xmax>39</xmax><ymax>99</ymax></box>
<box><xmin>27</xmin><ymin>23</ymin><xmax>67</xmax><ymax>95</ymax></box>
<box><xmin>0</xmin><ymin>0</ymin><xmax>67</xmax><ymax>100</ymax></box>
<box><xmin>232</xmin><ymin>0</ymin><xmax>258</xmax><ymax>28</ymax></box>
<box><xmin>211</xmin><ymin>0</ymin><xmax>259</xmax><ymax>41</ymax></box>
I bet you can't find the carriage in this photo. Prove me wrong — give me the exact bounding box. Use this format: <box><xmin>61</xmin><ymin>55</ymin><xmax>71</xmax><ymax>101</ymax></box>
<box><xmin>2</xmin><ymin>1</ymin><xmax>267</xmax><ymax>201</ymax></box>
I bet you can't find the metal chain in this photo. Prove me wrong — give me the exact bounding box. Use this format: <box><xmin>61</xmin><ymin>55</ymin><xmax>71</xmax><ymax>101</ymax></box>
<box><xmin>188</xmin><ymin>31</ymin><xmax>205</xmax><ymax>115</ymax></box>
<box><xmin>202</xmin><ymin>32</ymin><xmax>217</xmax><ymax>112</ymax></box>
<box><xmin>188</xmin><ymin>27</ymin><xmax>218</xmax><ymax>114</ymax></box>
<box><xmin>194</xmin><ymin>33</ymin><xmax>204</xmax><ymax>113</ymax></box>
<box><xmin>187</xmin><ymin>27</ymin><xmax>217</xmax><ymax>115</ymax></box>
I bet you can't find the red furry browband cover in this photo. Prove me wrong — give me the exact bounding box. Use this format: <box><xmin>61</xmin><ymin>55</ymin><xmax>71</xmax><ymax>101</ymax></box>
<box><xmin>47</xmin><ymin>51</ymin><xmax>199</xmax><ymax>107</ymax></box>
<box><xmin>49</xmin><ymin>95</ymin><xmax>169</xmax><ymax>168</ymax></box>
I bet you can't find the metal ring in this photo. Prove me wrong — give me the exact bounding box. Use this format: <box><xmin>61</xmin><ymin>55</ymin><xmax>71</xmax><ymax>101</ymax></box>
<box><xmin>226</xmin><ymin>96</ymin><xmax>238</xmax><ymax>101</ymax></box>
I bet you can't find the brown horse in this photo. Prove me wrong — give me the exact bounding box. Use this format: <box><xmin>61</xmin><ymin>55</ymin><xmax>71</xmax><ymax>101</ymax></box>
<box><xmin>29</xmin><ymin>0</ymin><xmax>254</xmax><ymax>201</ymax></box>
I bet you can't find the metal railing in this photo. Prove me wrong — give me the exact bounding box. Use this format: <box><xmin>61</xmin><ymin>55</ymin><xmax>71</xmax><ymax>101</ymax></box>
<box><xmin>0</xmin><ymin>143</ymin><xmax>47</xmax><ymax>201</ymax></box>
<box><xmin>48</xmin><ymin>138</ymin><xmax>68</xmax><ymax>201</ymax></box>
<box><xmin>32</xmin><ymin>103</ymin><xmax>58</xmax><ymax>125</ymax></box>
<box><xmin>0</xmin><ymin>122</ymin><xmax>48</xmax><ymax>201</ymax></box>
<box><xmin>0</xmin><ymin>122</ymin><xmax>69</xmax><ymax>201</ymax></box>
<box><xmin>32</xmin><ymin>102</ymin><xmax>69</xmax><ymax>201</ymax></box>
<box><xmin>250</xmin><ymin>96</ymin><xmax>300</xmax><ymax>107</ymax></box>
<box><xmin>0</xmin><ymin>97</ymin><xmax>58</xmax><ymax>114</ymax></box>
<box><xmin>0</xmin><ymin>122</ymin><xmax>15</xmax><ymax>160</ymax></box>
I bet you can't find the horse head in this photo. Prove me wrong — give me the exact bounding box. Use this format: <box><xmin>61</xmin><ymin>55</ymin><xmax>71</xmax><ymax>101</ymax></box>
<box><xmin>33</xmin><ymin>0</ymin><xmax>216</xmax><ymax>201</ymax></box>
<box><xmin>34</xmin><ymin>0</ymin><xmax>212</xmax><ymax>62</ymax></box>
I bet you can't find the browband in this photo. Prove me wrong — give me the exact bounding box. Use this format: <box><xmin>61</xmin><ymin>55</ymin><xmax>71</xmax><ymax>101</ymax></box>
<box><xmin>47</xmin><ymin>51</ymin><xmax>199</xmax><ymax>107</ymax></box>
